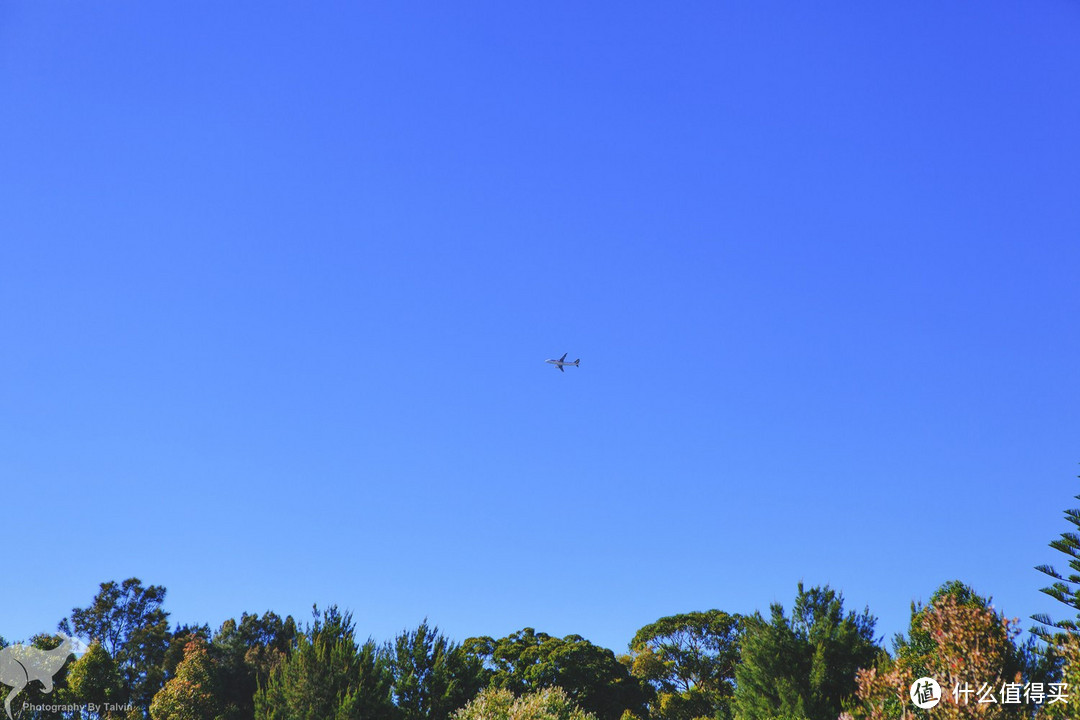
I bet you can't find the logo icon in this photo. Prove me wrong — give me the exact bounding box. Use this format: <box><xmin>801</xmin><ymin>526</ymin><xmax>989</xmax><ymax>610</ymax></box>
<box><xmin>0</xmin><ymin>634</ymin><xmax>75</xmax><ymax>720</ymax></box>
<box><xmin>910</xmin><ymin>676</ymin><xmax>942</xmax><ymax>709</ymax></box>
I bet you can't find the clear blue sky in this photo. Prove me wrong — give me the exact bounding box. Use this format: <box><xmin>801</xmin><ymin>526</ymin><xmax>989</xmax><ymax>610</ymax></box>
<box><xmin>2</xmin><ymin>2</ymin><xmax>1078</xmax><ymax>654</ymax></box>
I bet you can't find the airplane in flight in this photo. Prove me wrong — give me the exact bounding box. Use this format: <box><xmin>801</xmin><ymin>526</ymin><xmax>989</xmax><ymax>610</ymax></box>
<box><xmin>546</xmin><ymin>353</ymin><xmax>580</xmax><ymax>372</ymax></box>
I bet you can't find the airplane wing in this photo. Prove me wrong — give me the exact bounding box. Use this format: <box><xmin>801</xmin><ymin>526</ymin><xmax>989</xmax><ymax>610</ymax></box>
<box><xmin>559</xmin><ymin>353</ymin><xmax>567</xmax><ymax>362</ymax></box>
<box><xmin>557</xmin><ymin>364</ymin><xmax>564</xmax><ymax>372</ymax></box>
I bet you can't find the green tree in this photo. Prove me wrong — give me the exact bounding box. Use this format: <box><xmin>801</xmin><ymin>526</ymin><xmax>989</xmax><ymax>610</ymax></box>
<box><xmin>1040</xmin><ymin>634</ymin><xmax>1080</xmax><ymax>720</ymax></box>
<box><xmin>1033</xmin><ymin>484</ymin><xmax>1080</xmax><ymax>641</ymax></box>
<box><xmin>388</xmin><ymin>620</ymin><xmax>484</xmax><ymax>720</ymax></box>
<box><xmin>628</xmin><ymin>610</ymin><xmax>741</xmax><ymax>720</ymax></box>
<box><xmin>150</xmin><ymin>638</ymin><xmax>225</xmax><ymax>720</ymax></box>
<box><xmin>464</xmin><ymin>629</ymin><xmax>651</xmax><ymax>720</ymax></box>
<box><xmin>10</xmin><ymin>633</ymin><xmax>77</xmax><ymax>720</ymax></box>
<box><xmin>210</xmin><ymin>612</ymin><xmax>297</xmax><ymax>720</ymax></box>
<box><xmin>842</xmin><ymin>582</ymin><xmax>1028</xmax><ymax>720</ymax></box>
<box><xmin>734</xmin><ymin>583</ymin><xmax>878</xmax><ymax>720</ymax></box>
<box><xmin>64</xmin><ymin>640</ymin><xmax>124</xmax><ymax>717</ymax></box>
<box><xmin>892</xmin><ymin>581</ymin><xmax>1031</xmax><ymax>687</ymax></box>
<box><xmin>61</xmin><ymin>578</ymin><xmax>172</xmax><ymax>717</ymax></box>
<box><xmin>162</xmin><ymin>625</ymin><xmax>211</xmax><ymax>682</ymax></box>
<box><xmin>452</xmin><ymin>686</ymin><xmax>598</xmax><ymax>720</ymax></box>
<box><xmin>253</xmin><ymin>606</ymin><xmax>395</xmax><ymax>720</ymax></box>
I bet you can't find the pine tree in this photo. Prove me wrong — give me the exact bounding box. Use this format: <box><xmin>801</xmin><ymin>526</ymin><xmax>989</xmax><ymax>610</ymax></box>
<box><xmin>1033</xmin><ymin>485</ymin><xmax>1080</xmax><ymax>641</ymax></box>
<box><xmin>733</xmin><ymin>583</ymin><xmax>878</xmax><ymax>720</ymax></box>
<box><xmin>253</xmin><ymin>606</ymin><xmax>395</xmax><ymax>720</ymax></box>
<box><xmin>388</xmin><ymin>620</ymin><xmax>483</xmax><ymax>720</ymax></box>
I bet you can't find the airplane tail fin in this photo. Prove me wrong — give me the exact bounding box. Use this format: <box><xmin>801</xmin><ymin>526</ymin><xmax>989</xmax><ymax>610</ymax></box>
<box><xmin>573</xmin><ymin>359</ymin><xmax>580</xmax><ymax>366</ymax></box>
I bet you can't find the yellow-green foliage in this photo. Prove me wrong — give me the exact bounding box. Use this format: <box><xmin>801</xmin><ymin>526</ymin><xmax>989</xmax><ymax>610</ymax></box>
<box><xmin>65</xmin><ymin>640</ymin><xmax>123</xmax><ymax>711</ymax></box>
<box><xmin>150</xmin><ymin>639</ymin><xmax>225</xmax><ymax>720</ymax></box>
<box><xmin>453</xmin><ymin>686</ymin><xmax>598</xmax><ymax>720</ymax></box>
<box><xmin>1040</xmin><ymin>635</ymin><xmax>1080</xmax><ymax>720</ymax></box>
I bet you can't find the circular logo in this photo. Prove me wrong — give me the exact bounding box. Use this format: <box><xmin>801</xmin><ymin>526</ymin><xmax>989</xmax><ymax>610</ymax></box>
<box><xmin>910</xmin><ymin>677</ymin><xmax>941</xmax><ymax>709</ymax></box>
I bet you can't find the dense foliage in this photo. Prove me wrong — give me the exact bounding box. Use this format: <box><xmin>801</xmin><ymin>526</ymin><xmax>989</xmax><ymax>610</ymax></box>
<box><xmin>60</xmin><ymin>578</ymin><xmax>171</xmax><ymax>713</ymax></box>
<box><xmin>463</xmin><ymin>628</ymin><xmax>652</xmax><ymax>720</ymax></box>
<box><xmin>7</xmin><ymin>481</ymin><xmax>1080</xmax><ymax>720</ymax></box>
<box><xmin>842</xmin><ymin>584</ymin><xmax>1026</xmax><ymax>720</ymax></box>
<box><xmin>388</xmin><ymin>620</ymin><xmax>484</xmax><ymax>720</ymax></box>
<box><xmin>253</xmin><ymin>606</ymin><xmax>395</xmax><ymax>720</ymax></box>
<box><xmin>733</xmin><ymin>584</ymin><xmax>878</xmax><ymax>720</ymax></box>
<box><xmin>452</xmin><ymin>687</ymin><xmax>598</xmax><ymax>720</ymax></box>
<box><xmin>627</xmin><ymin>610</ymin><xmax>741</xmax><ymax>720</ymax></box>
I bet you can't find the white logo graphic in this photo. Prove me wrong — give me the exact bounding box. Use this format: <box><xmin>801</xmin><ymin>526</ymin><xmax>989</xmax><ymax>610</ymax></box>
<box><xmin>911</xmin><ymin>676</ymin><xmax>942</xmax><ymax>709</ymax></box>
<box><xmin>0</xmin><ymin>634</ymin><xmax>75</xmax><ymax>720</ymax></box>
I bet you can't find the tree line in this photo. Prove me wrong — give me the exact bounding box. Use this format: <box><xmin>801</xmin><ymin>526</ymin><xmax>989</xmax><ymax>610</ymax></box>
<box><xmin>6</xmin><ymin>490</ymin><xmax>1080</xmax><ymax>720</ymax></box>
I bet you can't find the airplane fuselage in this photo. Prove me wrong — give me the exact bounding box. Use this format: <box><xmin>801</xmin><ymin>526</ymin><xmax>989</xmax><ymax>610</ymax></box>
<box><xmin>545</xmin><ymin>356</ymin><xmax>580</xmax><ymax>371</ymax></box>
